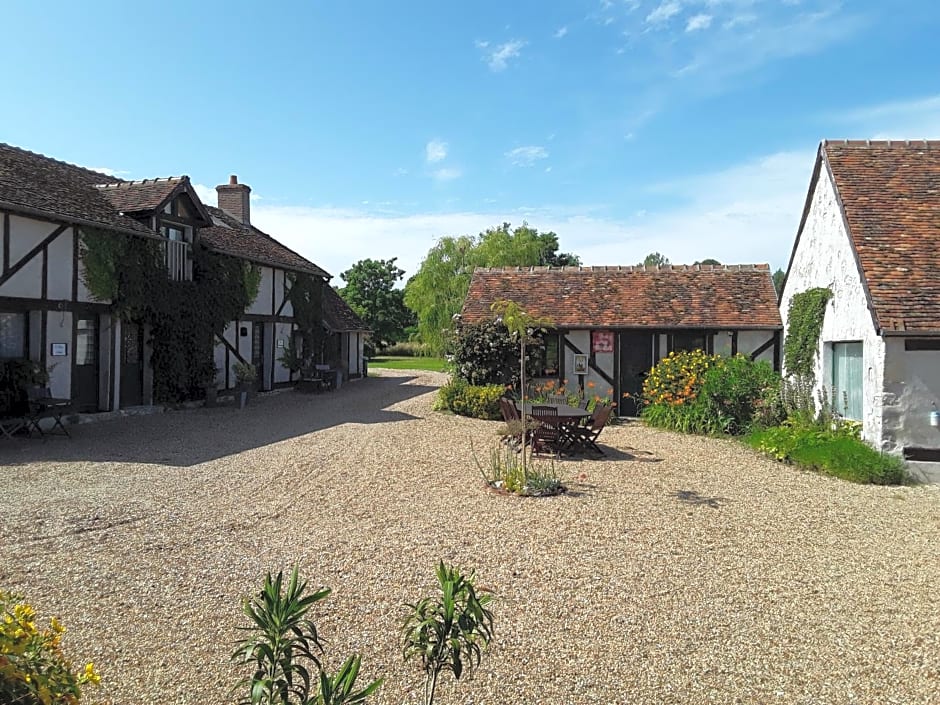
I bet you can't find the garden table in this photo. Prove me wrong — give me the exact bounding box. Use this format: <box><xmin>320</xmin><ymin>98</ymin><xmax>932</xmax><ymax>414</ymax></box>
<box><xmin>514</xmin><ymin>402</ymin><xmax>591</xmax><ymax>454</ymax></box>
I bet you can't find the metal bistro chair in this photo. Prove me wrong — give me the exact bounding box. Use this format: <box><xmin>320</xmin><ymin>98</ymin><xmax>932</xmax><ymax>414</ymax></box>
<box><xmin>25</xmin><ymin>386</ymin><xmax>71</xmax><ymax>438</ymax></box>
<box><xmin>529</xmin><ymin>405</ymin><xmax>562</xmax><ymax>456</ymax></box>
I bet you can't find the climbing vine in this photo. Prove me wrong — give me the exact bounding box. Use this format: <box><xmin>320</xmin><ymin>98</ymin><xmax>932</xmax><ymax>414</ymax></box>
<box><xmin>80</xmin><ymin>228</ymin><xmax>260</xmax><ymax>402</ymax></box>
<box><xmin>783</xmin><ymin>287</ymin><xmax>832</xmax><ymax>381</ymax></box>
<box><xmin>284</xmin><ymin>272</ymin><xmax>326</xmax><ymax>372</ymax></box>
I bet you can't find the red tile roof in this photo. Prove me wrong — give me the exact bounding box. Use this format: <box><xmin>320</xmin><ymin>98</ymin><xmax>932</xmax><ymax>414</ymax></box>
<box><xmin>822</xmin><ymin>140</ymin><xmax>940</xmax><ymax>333</ymax></box>
<box><xmin>323</xmin><ymin>286</ymin><xmax>367</xmax><ymax>332</ymax></box>
<box><xmin>201</xmin><ymin>207</ymin><xmax>330</xmax><ymax>279</ymax></box>
<box><xmin>0</xmin><ymin>143</ymin><xmax>153</xmax><ymax>236</ymax></box>
<box><xmin>461</xmin><ymin>265</ymin><xmax>781</xmax><ymax>329</ymax></box>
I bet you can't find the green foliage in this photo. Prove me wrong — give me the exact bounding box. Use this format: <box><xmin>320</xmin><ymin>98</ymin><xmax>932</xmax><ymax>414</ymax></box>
<box><xmin>746</xmin><ymin>424</ymin><xmax>908</xmax><ymax>485</ymax></box>
<box><xmin>694</xmin><ymin>258</ymin><xmax>721</xmax><ymax>265</ymax></box>
<box><xmin>450</xmin><ymin>320</ymin><xmax>520</xmax><ymax>386</ymax></box>
<box><xmin>641</xmin><ymin>351</ymin><xmax>780</xmax><ymax>435</ymax></box>
<box><xmin>381</xmin><ymin>341</ymin><xmax>433</xmax><ymax>357</ymax></box>
<box><xmin>402</xmin><ymin>562</ymin><xmax>494</xmax><ymax>705</ymax></box>
<box><xmin>434</xmin><ymin>378</ymin><xmax>503</xmax><ymax>420</ymax></box>
<box><xmin>639</xmin><ymin>252</ymin><xmax>670</xmax><ymax>267</ymax></box>
<box><xmin>772</xmin><ymin>268</ymin><xmax>786</xmax><ymax>297</ymax></box>
<box><xmin>287</xmin><ymin>272</ymin><xmax>327</xmax><ymax>370</ymax></box>
<box><xmin>404</xmin><ymin>223</ymin><xmax>578</xmax><ymax>355</ymax></box>
<box><xmin>473</xmin><ymin>442</ymin><xmax>564</xmax><ymax>496</ymax></box>
<box><xmin>234</xmin><ymin>362</ymin><xmax>258</xmax><ymax>385</ymax></box>
<box><xmin>338</xmin><ymin>258</ymin><xmax>415</xmax><ymax>348</ymax></box>
<box><xmin>783</xmin><ymin>287</ymin><xmax>832</xmax><ymax>381</ymax></box>
<box><xmin>0</xmin><ymin>591</ymin><xmax>101</xmax><ymax>705</ymax></box>
<box><xmin>0</xmin><ymin>359</ymin><xmax>49</xmax><ymax>416</ymax></box>
<box><xmin>232</xmin><ymin>567</ymin><xmax>381</xmax><ymax>705</ymax></box>
<box><xmin>79</xmin><ymin>228</ymin><xmax>257</xmax><ymax>402</ymax></box>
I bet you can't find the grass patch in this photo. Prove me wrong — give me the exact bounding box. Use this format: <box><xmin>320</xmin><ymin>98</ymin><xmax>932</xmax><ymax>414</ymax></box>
<box><xmin>369</xmin><ymin>356</ymin><xmax>449</xmax><ymax>372</ymax></box>
<box><xmin>745</xmin><ymin>425</ymin><xmax>908</xmax><ymax>485</ymax></box>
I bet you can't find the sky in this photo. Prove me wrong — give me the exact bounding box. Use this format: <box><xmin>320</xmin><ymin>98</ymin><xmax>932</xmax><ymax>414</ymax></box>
<box><xmin>3</xmin><ymin>0</ymin><xmax>940</xmax><ymax>284</ymax></box>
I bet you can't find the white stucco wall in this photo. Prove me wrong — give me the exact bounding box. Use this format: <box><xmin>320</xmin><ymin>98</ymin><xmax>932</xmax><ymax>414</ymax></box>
<box><xmin>780</xmin><ymin>168</ymin><xmax>884</xmax><ymax>446</ymax></box>
<box><xmin>274</xmin><ymin>323</ymin><xmax>293</xmax><ymax>383</ymax></box>
<box><xmin>46</xmin><ymin>312</ymin><xmax>72</xmax><ymax>399</ymax></box>
<box><xmin>47</xmin><ymin>228</ymin><xmax>75</xmax><ymax>300</ymax></box>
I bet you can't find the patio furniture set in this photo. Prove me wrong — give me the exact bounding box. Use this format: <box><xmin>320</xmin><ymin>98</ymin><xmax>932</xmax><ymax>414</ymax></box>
<box><xmin>0</xmin><ymin>386</ymin><xmax>71</xmax><ymax>440</ymax></box>
<box><xmin>498</xmin><ymin>397</ymin><xmax>614</xmax><ymax>456</ymax></box>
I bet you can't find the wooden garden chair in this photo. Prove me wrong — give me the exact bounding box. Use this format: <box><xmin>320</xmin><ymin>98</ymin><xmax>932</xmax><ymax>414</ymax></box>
<box><xmin>569</xmin><ymin>403</ymin><xmax>614</xmax><ymax>455</ymax></box>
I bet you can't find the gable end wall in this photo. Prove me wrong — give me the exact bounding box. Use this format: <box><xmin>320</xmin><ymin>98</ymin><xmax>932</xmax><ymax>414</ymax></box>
<box><xmin>780</xmin><ymin>168</ymin><xmax>885</xmax><ymax>446</ymax></box>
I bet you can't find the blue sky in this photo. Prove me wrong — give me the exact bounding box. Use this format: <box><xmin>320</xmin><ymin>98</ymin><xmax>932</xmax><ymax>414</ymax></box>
<box><xmin>3</xmin><ymin>0</ymin><xmax>940</xmax><ymax>283</ymax></box>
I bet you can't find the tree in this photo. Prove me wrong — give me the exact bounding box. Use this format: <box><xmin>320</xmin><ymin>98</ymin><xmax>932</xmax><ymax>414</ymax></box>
<box><xmin>772</xmin><ymin>268</ymin><xmax>786</xmax><ymax>297</ymax></box>
<box><xmin>639</xmin><ymin>252</ymin><xmax>670</xmax><ymax>267</ymax></box>
<box><xmin>338</xmin><ymin>258</ymin><xmax>415</xmax><ymax>349</ymax></box>
<box><xmin>405</xmin><ymin>223</ymin><xmax>578</xmax><ymax>354</ymax></box>
<box><xmin>694</xmin><ymin>258</ymin><xmax>721</xmax><ymax>265</ymax></box>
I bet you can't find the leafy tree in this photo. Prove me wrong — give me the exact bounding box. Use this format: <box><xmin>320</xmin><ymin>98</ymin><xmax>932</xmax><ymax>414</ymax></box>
<box><xmin>339</xmin><ymin>258</ymin><xmax>415</xmax><ymax>349</ymax></box>
<box><xmin>639</xmin><ymin>252</ymin><xmax>670</xmax><ymax>267</ymax></box>
<box><xmin>405</xmin><ymin>223</ymin><xmax>578</xmax><ymax>354</ymax></box>
<box><xmin>772</xmin><ymin>268</ymin><xmax>786</xmax><ymax>297</ymax></box>
<box><xmin>694</xmin><ymin>258</ymin><xmax>721</xmax><ymax>265</ymax></box>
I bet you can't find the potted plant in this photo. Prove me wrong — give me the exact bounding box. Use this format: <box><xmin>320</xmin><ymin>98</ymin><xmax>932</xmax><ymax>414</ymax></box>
<box><xmin>233</xmin><ymin>361</ymin><xmax>257</xmax><ymax>409</ymax></box>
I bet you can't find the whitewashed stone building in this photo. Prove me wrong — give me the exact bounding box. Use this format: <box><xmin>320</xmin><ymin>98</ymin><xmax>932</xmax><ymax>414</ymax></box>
<box><xmin>780</xmin><ymin>140</ymin><xmax>940</xmax><ymax>463</ymax></box>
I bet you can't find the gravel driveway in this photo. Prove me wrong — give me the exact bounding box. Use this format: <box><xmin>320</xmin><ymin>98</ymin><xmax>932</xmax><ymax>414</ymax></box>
<box><xmin>1</xmin><ymin>369</ymin><xmax>938</xmax><ymax>705</ymax></box>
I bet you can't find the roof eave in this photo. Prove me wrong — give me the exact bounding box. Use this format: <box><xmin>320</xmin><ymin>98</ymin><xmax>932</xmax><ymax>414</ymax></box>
<box><xmin>0</xmin><ymin>199</ymin><xmax>157</xmax><ymax>239</ymax></box>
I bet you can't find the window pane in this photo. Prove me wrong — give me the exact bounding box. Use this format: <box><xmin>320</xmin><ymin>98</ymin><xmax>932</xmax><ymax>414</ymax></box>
<box><xmin>672</xmin><ymin>333</ymin><xmax>706</xmax><ymax>353</ymax></box>
<box><xmin>76</xmin><ymin>318</ymin><xmax>97</xmax><ymax>366</ymax></box>
<box><xmin>832</xmin><ymin>342</ymin><xmax>863</xmax><ymax>420</ymax></box>
<box><xmin>0</xmin><ymin>313</ymin><xmax>26</xmax><ymax>359</ymax></box>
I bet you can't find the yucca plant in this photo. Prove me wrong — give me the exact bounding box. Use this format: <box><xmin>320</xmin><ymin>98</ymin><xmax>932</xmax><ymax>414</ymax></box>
<box><xmin>315</xmin><ymin>655</ymin><xmax>383</xmax><ymax>705</ymax></box>
<box><xmin>402</xmin><ymin>562</ymin><xmax>494</xmax><ymax>705</ymax></box>
<box><xmin>232</xmin><ymin>567</ymin><xmax>331</xmax><ymax>705</ymax></box>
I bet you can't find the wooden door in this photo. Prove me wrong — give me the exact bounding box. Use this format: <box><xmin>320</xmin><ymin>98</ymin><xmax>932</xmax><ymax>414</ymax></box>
<box><xmin>120</xmin><ymin>323</ymin><xmax>143</xmax><ymax>407</ymax></box>
<box><xmin>618</xmin><ymin>332</ymin><xmax>653</xmax><ymax>417</ymax></box>
<box><xmin>73</xmin><ymin>315</ymin><xmax>99</xmax><ymax>412</ymax></box>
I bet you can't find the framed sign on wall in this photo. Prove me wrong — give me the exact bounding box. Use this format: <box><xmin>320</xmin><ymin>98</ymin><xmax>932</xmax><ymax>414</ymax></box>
<box><xmin>573</xmin><ymin>354</ymin><xmax>588</xmax><ymax>374</ymax></box>
<box><xmin>50</xmin><ymin>343</ymin><xmax>68</xmax><ymax>356</ymax></box>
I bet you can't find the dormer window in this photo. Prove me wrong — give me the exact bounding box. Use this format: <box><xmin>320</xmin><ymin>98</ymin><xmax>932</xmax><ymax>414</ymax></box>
<box><xmin>159</xmin><ymin>220</ymin><xmax>192</xmax><ymax>282</ymax></box>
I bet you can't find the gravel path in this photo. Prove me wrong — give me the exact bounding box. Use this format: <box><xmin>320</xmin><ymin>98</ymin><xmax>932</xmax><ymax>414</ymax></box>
<box><xmin>1</xmin><ymin>369</ymin><xmax>939</xmax><ymax>705</ymax></box>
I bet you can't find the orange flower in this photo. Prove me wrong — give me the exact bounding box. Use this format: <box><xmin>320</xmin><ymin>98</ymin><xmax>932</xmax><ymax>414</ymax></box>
<box><xmin>587</xmin><ymin>381</ymin><xmax>595</xmax><ymax>389</ymax></box>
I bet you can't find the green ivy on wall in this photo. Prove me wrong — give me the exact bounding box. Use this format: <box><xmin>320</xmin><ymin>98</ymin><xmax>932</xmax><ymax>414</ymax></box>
<box><xmin>783</xmin><ymin>287</ymin><xmax>832</xmax><ymax>381</ymax></box>
<box><xmin>80</xmin><ymin>228</ymin><xmax>260</xmax><ymax>402</ymax></box>
<box><xmin>285</xmin><ymin>271</ymin><xmax>326</xmax><ymax>370</ymax></box>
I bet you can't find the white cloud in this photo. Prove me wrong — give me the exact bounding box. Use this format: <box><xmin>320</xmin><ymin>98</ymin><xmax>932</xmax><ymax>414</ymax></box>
<box><xmin>246</xmin><ymin>148</ymin><xmax>814</xmax><ymax>287</ymax></box>
<box><xmin>479</xmin><ymin>39</ymin><xmax>526</xmax><ymax>71</ymax></box>
<box><xmin>646</xmin><ymin>1</ymin><xmax>681</xmax><ymax>25</ymax></box>
<box><xmin>425</xmin><ymin>139</ymin><xmax>448</xmax><ymax>163</ymax></box>
<box><xmin>554</xmin><ymin>26</ymin><xmax>569</xmax><ymax>38</ymax></box>
<box><xmin>432</xmin><ymin>167</ymin><xmax>462</xmax><ymax>182</ymax></box>
<box><xmin>85</xmin><ymin>166</ymin><xmax>130</xmax><ymax>177</ymax></box>
<box><xmin>686</xmin><ymin>13</ymin><xmax>712</xmax><ymax>32</ymax></box>
<box><xmin>505</xmin><ymin>145</ymin><xmax>549</xmax><ymax>167</ymax></box>
<box><xmin>830</xmin><ymin>94</ymin><xmax>940</xmax><ymax>139</ymax></box>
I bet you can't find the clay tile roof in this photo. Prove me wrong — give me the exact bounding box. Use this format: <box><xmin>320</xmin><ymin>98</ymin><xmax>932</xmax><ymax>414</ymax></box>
<box><xmin>823</xmin><ymin>140</ymin><xmax>940</xmax><ymax>332</ymax></box>
<box><xmin>461</xmin><ymin>265</ymin><xmax>782</xmax><ymax>329</ymax></box>
<box><xmin>323</xmin><ymin>286</ymin><xmax>368</xmax><ymax>332</ymax></box>
<box><xmin>0</xmin><ymin>142</ymin><xmax>154</xmax><ymax>236</ymax></box>
<box><xmin>95</xmin><ymin>177</ymin><xmax>187</xmax><ymax>213</ymax></box>
<box><xmin>200</xmin><ymin>206</ymin><xmax>331</xmax><ymax>279</ymax></box>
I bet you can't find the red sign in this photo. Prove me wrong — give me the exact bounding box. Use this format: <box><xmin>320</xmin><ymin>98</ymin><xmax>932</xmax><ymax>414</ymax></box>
<box><xmin>592</xmin><ymin>330</ymin><xmax>614</xmax><ymax>353</ymax></box>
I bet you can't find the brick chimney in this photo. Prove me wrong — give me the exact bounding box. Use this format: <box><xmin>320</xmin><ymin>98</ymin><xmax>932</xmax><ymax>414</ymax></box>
<box><xmin>216</xmin><ymin>174</ymin><xmax>251</xmax><ymax>225</ymax></box>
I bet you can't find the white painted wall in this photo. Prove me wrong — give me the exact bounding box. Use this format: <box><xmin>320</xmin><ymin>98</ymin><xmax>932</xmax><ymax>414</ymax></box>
<box><xmin>274</xmin><ymin>322</ymin><xmax>293</xmax><ymax>383</ymax></box>
<box><xmin>47</xmin><ymin>228</ymin><xmax>74</xmax><ymax>300</ymax></box>
<box><xmin>248</xmin><ymin>267</ymin><xmax>274</xmax><ymax>315</ymax></box>
<box><xmin>46</xmin><ymin>312</ymin><xmax>72</xmax><ymax>398</ymax></box>
<box><xmin>780</xmin><ymin>168</ymin><xmax>885</xmax><ymax>446</ymax></box>
<box><xmin>882</xmin><ymin>340</ymin><xmax>940</xmax><ymax>452</ymax></box>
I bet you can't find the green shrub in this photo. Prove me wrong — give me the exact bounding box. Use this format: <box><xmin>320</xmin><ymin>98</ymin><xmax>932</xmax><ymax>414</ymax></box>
<box><xmin>434</xmin><ymin>378</ymin><xmax>503</xmax><ymax>420</ymax></box>
<box><xmin>0</xmin><ymin>591</ymin><xmax>101</xmax><ymax>705</ymax></box>
<box><xmin>641</xmin><ymin>351</ymin><xmax>779</xmax><ymax>435</ymax></box>
<box><xmin>746</xmin><ymin>424</ymin><xmax>908</xmax><ymax>485</ymax></box>
<box><xmin>449</xmin><ymin>320</ymin><xmax>541</xmax><ymax>388</ymax></box>
<box><xmin>383</xmin><ymin>341</ymin><xmax>433</xmax><ymax>357</ymax></box>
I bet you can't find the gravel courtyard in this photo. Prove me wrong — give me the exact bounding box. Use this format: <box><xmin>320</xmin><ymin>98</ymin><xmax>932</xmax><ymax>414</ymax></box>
<box><xmin>1</xmin><ymin>369</ymin><xmax>939</xmax><ymax>705</ymax></box>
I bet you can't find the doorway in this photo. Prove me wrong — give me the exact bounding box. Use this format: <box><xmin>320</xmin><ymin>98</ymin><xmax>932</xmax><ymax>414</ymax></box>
<box><xmin>618</xmin><ymin>332</ymin><xmax>653</xmax><ymax>417</ymax></box>
<box><xmin>73</xmin><ymin>315</ymin><xmax>99</xmax><ymax>412</ymax></box>
<box><xmin>120</xmin><ymin>322</ymin><xmax>144</xmax><ymax>408</ymax></box>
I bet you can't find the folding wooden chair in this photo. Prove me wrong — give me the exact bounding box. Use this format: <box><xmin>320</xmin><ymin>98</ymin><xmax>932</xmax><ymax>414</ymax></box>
<box><xmin>569</xmin><ymin>403</ymin><xmax>614</xmax><ymax>455</ymax></box>
<box><xmin>530</xmin><ymin>405</ymin><xmax>563</xmax><ymax>456</ymax></box>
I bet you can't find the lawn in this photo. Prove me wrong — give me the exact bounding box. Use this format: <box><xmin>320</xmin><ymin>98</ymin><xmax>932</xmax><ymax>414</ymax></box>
<box><xmin>369</xmin><ymin>355</ymin><xmax>449</xmax><ymax>371</ymax></box>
